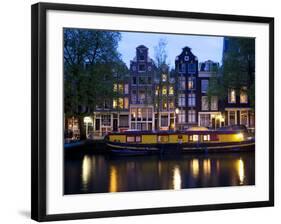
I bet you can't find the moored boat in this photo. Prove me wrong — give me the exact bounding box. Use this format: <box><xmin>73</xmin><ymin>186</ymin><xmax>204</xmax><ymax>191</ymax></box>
<box><xmin>105</xmin><ymin>126</ymin><xmax>255</xmax><ymax>155</ymax></box>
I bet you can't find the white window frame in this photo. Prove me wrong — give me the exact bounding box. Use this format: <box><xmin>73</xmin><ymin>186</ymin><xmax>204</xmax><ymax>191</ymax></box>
<box><xmin>228</xmin><ymin>110</ymin><xmax>237</xmax><ymax>125</ymax></box>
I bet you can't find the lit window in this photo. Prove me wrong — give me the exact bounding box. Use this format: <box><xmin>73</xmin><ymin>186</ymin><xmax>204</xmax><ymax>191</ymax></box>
<box><xmin>201</xmin><ymin>80</ymin><xmax>209</xmax><ymax>93</ymax></box>
<box><xmin>113</xmin><ymin>83</ymin><xmax>118</xmax><ymax>92</ymax></box>
<box><xmin>118</xmin><ymin>98</ymin><xmax>123</xmax><ymax>109</ymax></box>
<box><xmin>240</xmin><ymin>87</ymin><xmax>248</xmax><ymax>103</ymax></box>
<box><xmin>211</xmin><ymin>96</ymin><xmax>218</xmax><ymax>110</ymax></box>
<box><xmin>131</xmin><ymin>108</ymin><xmax>137</xmax><ymax>120</ymax></box>
<box><xmin>155</xmin><ymin>86</ymin><xmax>159</xmax><ymax>95</ymax></box>
<box><xmin>163</xmin><ymin>100</ymin><xmax>168</xmax><ymax>110</ymax></box>
<box><xmin>118</xmin><ymin>84</ymin><xmax>123</xmax><ymax>94</ymax></box>
<box><xmin>162</xmin><ymin>86</ymin><xmax>167</xmax><ymax>95</ymax></box>
<box><xmin>188</xmin><ymin>77</ymin><xmax>195</xmax><ymax>89</ymax></box>
<box><xmin>169</xmin><ymin>86</ymin><xmax>174</xmax><ymax>95</ymax></box>
<box><xmin>113</xmin><ymin>99</ymin><xmax>117</xmax><ymax>109</ymax></box>
<box><xmin>124</xmin><ymin>97</ymin><xmax>129</xmax><ymax>109</ymax></box>
<box><xmin>201</xmin><ymin>96</ymin><xmax>209</xmax><ymax>110</ymax></box>
<box><xmin>169</xmin><ymin>101</ymin><xmax>174</xmax><ymax>109</ymax></box>
<box><xmin>162</xmin><ymin>74</ymin><xmax>167</xmax><ymax>82</ymax></box>
<box><xmin>228</xmin><ymin>88</ymin><xmax>236</xmax><ymax>103</ymax></box>
<box><xmin>203</xmin><ymin>135</ymin><xmax>210</xmax><ymax>141</ymax></box>
<box><xmin>193</xmin><ymin>135</ymin><xmax>199</xmax><ymax>142</ymax></box>
<box><xmin>188</xmin><ymin>94</ymin><xmax>196</xmax><ymax>107</ymax></box>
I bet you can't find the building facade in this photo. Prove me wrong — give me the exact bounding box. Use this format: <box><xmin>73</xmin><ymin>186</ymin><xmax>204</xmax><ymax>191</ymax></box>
<box><xmin>222</xmin><ymin>37</ymin><xmax>255</xmax><ymax>129</ymax></box>
<box><xmin>175</xmin><ymin>47</ymin><xmax>199</xmax><ymax>130</ymax></box>
<box><xmin>197</xmin><ymin>60</ymin><xmax>223</xmax><ymax>129</ymax></box>
<box><xmin>129</xmin><ymin>45</ymin><xmax>156</xmax><ymax>131</ymax></box>
<box><xmin>74</xmin><ymin>43</ymin><xmax>255</xmax><ymax>140</ymax></box>
<box><xmin>154</xmin><ymin>64</ymin><xmax>176</xmax><ymax>131</ymax></box>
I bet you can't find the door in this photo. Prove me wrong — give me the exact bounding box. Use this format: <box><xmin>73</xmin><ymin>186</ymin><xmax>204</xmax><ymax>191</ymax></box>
<box><xmin>95</xmin><ymin>119</ymin><xmax>100</xmax><ymax>131</ymax></box>
<box><xmin>113</xmin><ymin>119</ymin><xmax>118</xmax><ymax>132</ymax></box>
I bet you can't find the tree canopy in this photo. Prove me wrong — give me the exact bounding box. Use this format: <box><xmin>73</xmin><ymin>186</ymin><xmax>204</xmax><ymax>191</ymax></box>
<box><xmin>208</xmin><ymin>37</ymin><xmax>255</xmax><ymax>108</ymax></box>
<box><xmin>63</xmin><ymin>28</ymin><xmax>125</xmax><ymax>116</ymax></box>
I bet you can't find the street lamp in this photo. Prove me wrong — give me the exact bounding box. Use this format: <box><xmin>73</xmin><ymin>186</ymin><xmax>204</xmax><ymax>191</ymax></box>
<box><xmin>84</xmin><ymin>116</ymin><xmax>93</xmax><ymax>139</ymax></box>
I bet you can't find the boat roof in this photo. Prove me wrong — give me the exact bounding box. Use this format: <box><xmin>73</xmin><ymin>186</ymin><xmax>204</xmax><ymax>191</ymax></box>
<box><xmin>108</xmin><ymin>129</ymin><xmax>245</xmax><ymax>135</ymax></box>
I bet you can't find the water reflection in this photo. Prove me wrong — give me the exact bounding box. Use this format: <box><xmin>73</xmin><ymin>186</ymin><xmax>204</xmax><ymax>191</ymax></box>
<box><xmin>81</xmin><ymin>155</ymin><xmax>91</xmax><ymax>191</ymax></box>
<box><xmin>237</xmin><ymin>158</ymin><xmax>245</xmax><ymax>185</ymax></box>
<box><xmin>64</xmin><ymin>151</ymin><xmax>255</xmax><ymax>194</ymax></box>
<box><xmin>172</xmin><ymin>166</ymin><xmax>182</xmax><ymax>190</ymax></box>
<box><xmin>109</xmin><ymin>166</ymin><xmax>118</xmax><ymax>192</ymax></box>
<box><xmin>203</xmin><ymin>159</ymin><xmax>211</xmax><ymax>176</ymax></box>
<box><xmin>191</xmin><ymin>159</ymin><xmax>199</xmax><ymax>178</ymax></box>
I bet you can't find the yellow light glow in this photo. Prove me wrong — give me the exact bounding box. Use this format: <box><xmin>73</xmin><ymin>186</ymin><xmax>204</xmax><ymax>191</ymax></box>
<box><xmin>172</xmin><ymin>166</ymin><xmax>182</xmax><ymax>190</ymax></box>
<box><xmin>236</xmin><ymin>133</ymin><xmax>244</xmax><ymax>141</ymax></box>
<box><xmin>203</xmin><ymin>159</ymin><xmax>211</xmax><ymax>176</ymax></box>
<box><xmin>113</xmin><ymin>99</ymin><xmax>117</xmax><ymax>108</ymax></box>
<box><xmin>191</xmin><ymin>159</ymin><xmax>199</xmax><ymax>178</ymax></box>
<box><xmin>193</xmin><ymin>135</ymin><xmax>199</xmax><ymax>142</ymax></box>
<box><xmin>82</xmin><ymin>156</ymin><xmax>91</xmax><ymax>188</ymax></box>
<box><xmin>237</xmin><ymin>158</ymin><xmax>245</xmax><ymax>185</ymax></box>
<box><xmin>109</xmin><ymin>166</ymin><xmax>118</xmax><ymax>192</ymax></box>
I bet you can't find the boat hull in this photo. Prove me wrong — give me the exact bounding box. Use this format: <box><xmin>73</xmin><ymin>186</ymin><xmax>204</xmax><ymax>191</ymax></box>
<box><xmin>106</xmin><ymin>140</ymin><xmax>255</xmax><ymax>155</ymax></box>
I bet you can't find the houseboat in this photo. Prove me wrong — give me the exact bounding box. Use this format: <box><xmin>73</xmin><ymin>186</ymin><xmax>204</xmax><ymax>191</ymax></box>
<box><xmin>105</xmin><ymin>126</ymin><xmax>255</xmax><ymax>155</ymax></box>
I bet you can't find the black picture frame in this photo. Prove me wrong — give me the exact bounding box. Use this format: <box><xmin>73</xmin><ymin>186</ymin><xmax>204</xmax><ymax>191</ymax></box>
<box><xmin>31</xmin><ymin>2</ymin><xmax>274</xmax><ymax>222</ymax></box>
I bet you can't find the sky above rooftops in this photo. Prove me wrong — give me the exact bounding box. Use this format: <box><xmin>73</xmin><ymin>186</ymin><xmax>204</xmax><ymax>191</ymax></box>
<box><xmin>118</xmin><ymin>31</ymin><xmax>224</xmax><ymax>69</ymax></box>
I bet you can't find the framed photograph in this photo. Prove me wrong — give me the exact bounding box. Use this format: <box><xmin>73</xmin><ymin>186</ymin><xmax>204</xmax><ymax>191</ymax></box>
<box><xmin>31</xmin><ymin>2</ymin><xmax>274</xmax><ymax>222</ymax></box>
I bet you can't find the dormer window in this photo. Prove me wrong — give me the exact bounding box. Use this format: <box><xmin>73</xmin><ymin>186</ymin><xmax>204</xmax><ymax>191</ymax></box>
<box><xmin>139</xmin><ymin>54</ymin><xmax>145</xmax><ymax>61</ymax></box>
<box><xmin>138</xmin><ymin>64</ymin><xmax>145</xmax><ymax>72</ymax></box>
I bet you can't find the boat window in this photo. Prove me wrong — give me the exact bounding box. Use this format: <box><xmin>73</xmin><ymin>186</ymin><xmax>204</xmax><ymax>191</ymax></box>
<box><xmin>193</xmin><ymin>135</ymin><xmax>199</xmax><ymax>142</ymax></box>
<box><xmin>203</xmin><ymin>135</ymin><xmax>210</xmax><ymax>141</ymax></box>
<box><xmin>126</xmin><ymin>136</ymin><xmax>135</xmax><ymax>143</ymax></box>
<box><xmin>158</xmin><ymin>135</ymin><xmax>169</xmax><ymax>143</ymax></box>
<box><xmin>135</xmin><ymin>136</ymin><xmax>142</xmax><ymax>143</ymax></box>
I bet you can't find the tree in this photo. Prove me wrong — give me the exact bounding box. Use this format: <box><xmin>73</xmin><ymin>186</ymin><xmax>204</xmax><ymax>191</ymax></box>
<box><xmin>154</xmin><ymin>38</ymin><xmax>168</xmax><ymax>68</ymax></box>
<box><xmin>208</xmin><ymin>37</ymin><xmax>255</xmax><ymax>109</ymax></box>
<box><xmin>63</xmin><ymin>28</ymin><xmax>123</xmax><ymax>139</ymax></box>
<box><xmin>153</xmin><ymin>39</ymin><xmax>169</xmax><ymax>130</ymax></box>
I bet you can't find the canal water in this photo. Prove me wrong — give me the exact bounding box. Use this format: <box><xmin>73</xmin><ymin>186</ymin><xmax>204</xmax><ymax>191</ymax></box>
<box><xmin>64</xmin><ymin>149</ymin><xmax>255</xmax><ymax>195</ymax></box>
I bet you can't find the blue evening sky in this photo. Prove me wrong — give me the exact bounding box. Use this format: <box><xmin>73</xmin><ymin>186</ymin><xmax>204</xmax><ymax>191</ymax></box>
<box><xmin>118</xmin><ymin>31</ymin><xmax>224</xmax><ymax>68</ymax></box>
